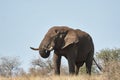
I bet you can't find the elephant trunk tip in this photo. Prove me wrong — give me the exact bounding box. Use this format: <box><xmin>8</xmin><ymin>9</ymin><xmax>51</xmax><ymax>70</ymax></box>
<box><xmin>30</xmin><ymin>47</ymin><xmax>39</xmax><ymax>51</ymax></box>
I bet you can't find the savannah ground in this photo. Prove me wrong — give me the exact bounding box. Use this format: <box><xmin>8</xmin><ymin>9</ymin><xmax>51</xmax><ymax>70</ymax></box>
<box><xmin>0</xmin><ymin>73</ymin><xmax>119</xmax><ymax>80</ymax></box>
<box><xmin>0</xmin><ymin>75</ymin><xmax>106</xmax><ymax>80</ymax></box>
<box><xmin>0</xmin><ymin>48</ymin><xmax>120</xmax><ymax>80</ymax></box>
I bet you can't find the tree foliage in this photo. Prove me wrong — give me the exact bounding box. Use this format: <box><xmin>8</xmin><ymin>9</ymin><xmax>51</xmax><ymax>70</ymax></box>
<box><xmin>29</xmin><ymin>57</ymin><xmax>54</xmax><ymax>76</ymax></box>
<box><xmin>96</xmin><ymin>48</ymin><xmax>120</xmax><ymax>80</ymax></box>
<box><xmin>0</xmin><ymin>56</ymin><xmax>21</xmax><ymax>77</ymax></box>
<box><xmin>29</xmin><ymin>57</ymin><xmax>68</xmax><ymax>76</ymax></box>
<box><xmin>96</xmin><ymin>48</ymin><xmax>120</xmax><ymax>63</ymax></box>
<box><xmin>96</xmin><ymin>48</ymin><xmax>120</xmax><ymax>69</ymax></box>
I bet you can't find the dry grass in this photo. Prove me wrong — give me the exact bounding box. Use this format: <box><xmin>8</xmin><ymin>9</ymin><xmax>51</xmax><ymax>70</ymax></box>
<box><xmin>0</xmin><ymin>74</ymin><xmax>116</xmax><ymax>80</ymax></box>
<box><xmin>1</xmin><ymin>61</ymin><xmax>120</xmax><ymax>80</ymax></box>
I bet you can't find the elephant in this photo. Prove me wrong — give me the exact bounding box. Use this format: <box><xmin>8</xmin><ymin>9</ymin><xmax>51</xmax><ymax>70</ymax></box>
<box><xmin>30</xmin><ymin>26</ymin><xmax>102</xmax><ymax>75</ymax></box>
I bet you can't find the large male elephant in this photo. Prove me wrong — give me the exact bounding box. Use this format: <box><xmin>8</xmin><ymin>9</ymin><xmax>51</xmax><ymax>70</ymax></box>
<box><xmin>30</xmin><ymin>26</ymin><xmax>101</xmax><ymax>75</ymax></box>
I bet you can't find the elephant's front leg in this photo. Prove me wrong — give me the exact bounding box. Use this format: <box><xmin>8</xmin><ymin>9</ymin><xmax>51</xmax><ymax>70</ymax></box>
<box><xmin>68</xmin><ymin>57</ymin><xmax>75</xmax><ymax>75</ymax></box>
<box><xmin>53</xmin><ymin>53</ymin><xmax>61</xmax><ymax>75</ymax></box>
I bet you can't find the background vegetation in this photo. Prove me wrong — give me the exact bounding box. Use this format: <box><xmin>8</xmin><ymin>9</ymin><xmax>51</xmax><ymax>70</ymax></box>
<box><xmin>0</xmin><ymin>48</ymin><xmax>120</xmax><ymax>80</ymax></box>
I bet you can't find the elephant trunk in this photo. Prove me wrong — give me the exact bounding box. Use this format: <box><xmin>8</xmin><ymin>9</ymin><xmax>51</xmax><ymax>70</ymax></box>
<box><xmin>39</xmin><ymin>49</ymin><xmax>50</xmax><ymax>58</ymax></box>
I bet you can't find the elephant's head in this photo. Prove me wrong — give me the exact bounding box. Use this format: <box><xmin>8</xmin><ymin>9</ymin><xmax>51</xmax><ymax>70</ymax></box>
<box><xmin>30</xmin><ymin>26</ymin><xmax>79</xmax><ymax>58</ymax></box>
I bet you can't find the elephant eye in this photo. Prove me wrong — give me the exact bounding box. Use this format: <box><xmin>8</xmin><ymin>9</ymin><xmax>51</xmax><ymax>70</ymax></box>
<box><xmin>55</xmin><ymin>30</ymin><xmax>60</xmax><ymax>34</ymax></box>
<box><xmin>55</xmin><ymin>30</ymin><xmax>57</xmax><ymax>33</ymax></box>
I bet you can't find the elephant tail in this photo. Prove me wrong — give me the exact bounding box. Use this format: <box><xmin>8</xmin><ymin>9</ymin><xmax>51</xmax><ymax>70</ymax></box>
<box><xmin>30</xmin><ymin>47</ymin><xmax>39</xmax><ymax>51</ymax></box>
<box><xmin>93</xmin><ymin>58</ymin><xmax>103</xmax><ymax>71</ymax></box>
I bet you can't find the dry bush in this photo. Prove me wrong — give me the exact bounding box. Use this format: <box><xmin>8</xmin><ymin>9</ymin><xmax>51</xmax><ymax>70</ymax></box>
<box><xmin>0</xmin><ymin>56</ymin><xmax>21</xmax><ymax>77</ymax></box>
<box><xmin>103</xmin><ymin>61</ymin><xmax>120</xmax><ymax>80</ymax></box>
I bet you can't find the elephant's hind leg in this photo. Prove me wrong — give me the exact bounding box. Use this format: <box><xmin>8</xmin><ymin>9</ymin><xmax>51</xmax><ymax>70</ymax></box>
<box><xmin>85</xmin><ymin>52</ymin><xmax>93</xmax><ymax>75</ymax></box>
<box><xmin>85</xmin><ymin>62</ymin><xmax>92</xmax><ymax>75</ymax></box>
<box><xmin>75</xmin><ymin>62</ymin><xmax>84</xmax><ymax>75</ymax></box>
<box><xmin>75</xmin><ymin>65</ymin><xmax>80</xmax><ymax>75</ymax></box>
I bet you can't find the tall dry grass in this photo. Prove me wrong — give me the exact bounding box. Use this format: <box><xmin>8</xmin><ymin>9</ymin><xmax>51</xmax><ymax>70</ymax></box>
<box><xmin>0</xmin><ymin>75</ymin><xmax>106</xmax><ymax>80</ymax></box>
<box><xmin>1</xmin><ymin>73</ymin><xmax>120</xmax><ymax>80</ymax></box>
<box><xmin>1</xmin><ymin>61</ymin><xmax>120</xmax><ymax>80</ymax></box>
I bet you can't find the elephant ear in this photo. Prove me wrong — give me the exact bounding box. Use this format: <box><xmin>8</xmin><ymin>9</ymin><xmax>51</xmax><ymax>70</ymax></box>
<box><xmin>62</xmin><ymin>30</ymin><xmax>79</xmax><ymax>49</ymax></box>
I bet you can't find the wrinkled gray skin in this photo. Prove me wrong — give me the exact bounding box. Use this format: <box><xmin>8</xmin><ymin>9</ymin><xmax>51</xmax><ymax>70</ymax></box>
<box><xmin>30</xmin><ymin>26</ymin><xmax>96</xmax><ymax>75</ymax></box>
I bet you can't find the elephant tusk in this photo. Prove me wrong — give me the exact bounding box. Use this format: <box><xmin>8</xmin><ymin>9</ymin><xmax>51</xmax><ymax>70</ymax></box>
<box><xmin>48</xmin><ymin>46</ymin><xmax>53</xmax><ymax>51</ymax></box>
<box><xmin>30</xmin><ymin>47</ymin><xmax>39</xmax><ymax>51</ymax></box>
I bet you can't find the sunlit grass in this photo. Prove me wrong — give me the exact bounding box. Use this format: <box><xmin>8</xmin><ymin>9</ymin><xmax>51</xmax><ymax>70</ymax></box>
<box><xmin>0</xmin><ymin>74</ymin><xmax>112</xmax><ymax>80</ymax></box>
<box><xmin>1</xmin><ymin>61</ymin><xmax>120</xmax><ymax>80</ymax></box>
